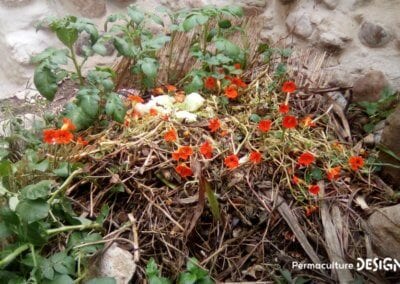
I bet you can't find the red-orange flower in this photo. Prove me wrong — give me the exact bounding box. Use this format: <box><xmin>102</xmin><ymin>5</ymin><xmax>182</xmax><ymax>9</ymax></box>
<box><xmin>230</xmin><ymin>77</ymin><xmax>247</xmax><ymax>88</ymax></box>
<box><xmin>149</xmin><ymin>108</ymin><xmax>158</xmax><ymax>116</ymax></box>
<box><xmin>258</xmin><ymin>119</ymin><xmax>272</xmax><ymax>132</ymax></box>
<box><xmin>349</xmin><ymin>156</ymin><xmax>364</xmax><ymax>171</ymax></box>
<box><xmin>208</xmin><ymin>118</ymin><xmax>221</xmax><ymax>132</ymax></box>
<box><xmin>249</xmin><ymin>151</ymin><xmax>262</xmax><ymax>164</ymax></box>
<box><xmin>164</xmin><ymin>129</ymin><xmax>178</xmax><ymax>142</ymax></box>
<box><xmin>76</xmin><ymin>136</ymin><xmax>89</xmax><ymax>146</ymax></box>
<box><xmin>279</xmin><ymin>104</ymin><xmax>290</xmax><ymax>114</ymax></box>
<box><xmin>175</xmin><ymin>163</ymin><xmax>193</xmax><ymax>178</ymax></box>
<box><xmin>282</xmin><ymin>115</ymin><xmax>298</xmax><ymax>129</ymax></box>
<box><xmin>43</xmin><ymin>129</ymin><xmax>57</xmax><ymax>144</ymax></box>
<box><xmin>204</xmin><ymin>76</ymin><xmax>217</xmax><ymax>90</ymax></box>
<box><xmin>326</xmin><ymin>166</ymin><xmax>341</xmax><ymax>181</ymax></box>
<box><xmin>61</xmin><ymin>118</ymin><xmax>76</xmax><ymax>132</ymax></box>
<box><xmin>282</xmin><ymin>81</ymin><xmax>297</xmax><ymax>93</ymax></box>
<box><xmin>234</xmin><ymin>63</ymin><xmax>241</xmax><ymax>69</ymax></box>
<box><xmin>224</xmin><ymin>154</ymin><xmax>239</xmax><ymax>169</ymax></box>
<box><xmin>127</xmin><ymin>95</ymin><xmax>144</xmax><ymax>103</ymax></box>
<box><xmin>166</xmin><ymin>84</ymin><xmax>177</xmax><ymax>92</ymax></box>
<box><xmin>200</xmin><ymin>141</ymin><xmax>213</xmax><ymax>159</ymax></box>
<box><xmin>172</xmin><ymin>146</ymin><xmax>193</xmax><ymax>161</ymax></box>
<box><xmin>298</xmin><ymin>152</ymin><xmax>315</xmax><ymax>166</ymax></box>
<box><xmin>308</xmin><ymin>184</ymin><xmax>320</xmax><ymax>195</ymax></box>
<box><xmin>224</xmin><ymin>85</ymin><xmax>238</xmax><ymax>99</ymax></box>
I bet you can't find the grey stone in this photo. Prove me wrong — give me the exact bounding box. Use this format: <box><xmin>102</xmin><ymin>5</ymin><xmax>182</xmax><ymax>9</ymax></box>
<box><xmin>68</xmin><ymin>0</ymin><xmax>106</xmax><ymax>18</ymax></box>
<box><xmin>0</xmin><ymin>0</ymin><xmax>32</xmax><ymax>7</ymax></box>
<box><xmin>319</xmin><ymin>31</ymin><xmax>350</xmax><ymax>51</ymax></box>
<box><xmin>322</xmin><ymin>0</ymin><xmax>339</xmax><ymax>9</ymax></box>
<box><xmin>358</xmin><ymin>21</ymin><xmax>392</xmax><ymax>48</ymax></box>
<box><xmin>75</xmin><ymin>33</ymin><xmax>115</xmax><ymax>57</ymax></box>
<box><xmin>380</xmin><ymin>105</ymin><xmax>400</xmax><ymax>185</ymax></box>
<box><xmin>352</xmin><ymin>70</ymin><xmax>389</xmax><ymax>103</ymax></box>
<box><xmin>99</xmin><ymin>243</ymin><xmax>136</xmax><ymax>284</ymax></box>
<box><xmin>286</xmin><ymin>11</ymin><xmax>313</xmax><ymax>39</ymax></box>
<box><xmin>367</xmin><ymin>204</ymin><xmax>400</xmax><ymax>260</ymax></box>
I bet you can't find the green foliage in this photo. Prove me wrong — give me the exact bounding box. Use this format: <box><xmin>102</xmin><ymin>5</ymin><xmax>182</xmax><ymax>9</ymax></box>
<box><xmin>146</xmin><ymin>258</ymin><xmax>213</xmax><ymax>284</ymax></box>
<box><xmin>357</xmin><ymin>86</ymin><xmax>398</xmax><ymax>133</ymax></box>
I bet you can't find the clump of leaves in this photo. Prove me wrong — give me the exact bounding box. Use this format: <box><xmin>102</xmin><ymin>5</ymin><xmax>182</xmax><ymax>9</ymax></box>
<box><xmin>0</xmin><ymin>158</ymin><xmax>110</xmax><ymax>283</ymax></box>
<box><xmin>357</xmin><ymin>87</ymin><xmax>398</xmax><ymax>133</ymax></box>
<box><xmin>106</xmin><ymin>5</ymin><xmax>170</xmax><ymax>89</ymax></box>
<box><xmin>146</xmin><ymin>257</ymin><xmax>213</xmax><ymax>284</ymax></box>
<box><xmin>178</xmin><ymin>5</ymin><xmax>247</xmax><ymax>93</ymax></box>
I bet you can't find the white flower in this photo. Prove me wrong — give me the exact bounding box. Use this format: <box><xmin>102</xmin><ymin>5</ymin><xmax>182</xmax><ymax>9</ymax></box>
<box><xmin>175</xmin><ymin>111</ymin><xmax>198</xmax><ymax>123</ymax></box>
<box><xmin>183</xmin><ymin>92</ymin><xmax>205</xmax><ymax>112</ymax></box>
<box><xmin>239</xmin><ymin>155</ymin><xmax>249</xmax><ymax>165</ymax></box>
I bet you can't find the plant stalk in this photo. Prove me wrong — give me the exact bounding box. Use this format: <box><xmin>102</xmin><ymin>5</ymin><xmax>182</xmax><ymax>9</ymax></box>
<box><xmin>0</xmin><ymin>244</ymin><xmax>30</xmax><ymax>268</ymax></box>
<box><xmin>46</xmin><ymin>223</ymin><xmax>102</xmax><ymax>235</ymax></box>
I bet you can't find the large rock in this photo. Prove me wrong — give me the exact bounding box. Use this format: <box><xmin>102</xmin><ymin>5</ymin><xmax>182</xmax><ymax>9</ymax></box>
<box><xmin>358</xmin><ymin>21</ymin><xmax>392</xmax><ymax>48</ymax></box>
<box><xmin>367</xmin><ymin>204</ymin><xmax>400</xmax><ymax>260</ymax></box>
<box><xmin>0</xmin><ymin>0</ymin><xmax>32</xmax><ymax>7</ymax></box>
<box><xmin>66</xmin><ymin>0</ymin><xmax>107</xmax><ymax>18</ymax></box>
<box><xmin>352</xmin><ymin>71</ymin><xmax>389</xmax><ymax>103</ymax></box>
<box><xmin>319</xmin><ymin>30</ymin><xmax>350</xmax><ymax>51</ymax></box>
<box><xmin>322</xmin><ymin>0</ymin><xmax>339</xmax><ymax>9</ymax></box>
<box><xmin>380</xmin><ymin>105</ymin><xmax>400</xmax><ymax>185</ymax></box>
<box><xmin>286</xmin><ymin>11</ymin><xmax>313</xmax><ymax>39</ymax></box>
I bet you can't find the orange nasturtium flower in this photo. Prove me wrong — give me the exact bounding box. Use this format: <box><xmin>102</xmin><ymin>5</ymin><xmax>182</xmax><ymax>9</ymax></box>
<box><xmin>61</xmin><ymin>118</ymin><xmax>76</xmax><ymax>132</ymax></box>
<box><xmin>279</xmin><ymin>104</ymin><xmax>290</xmax><ymax>114</ymax></box>
<box><xmin>258</xmin><ymin>119</ymin><xmax>272</xmax><ymax>133</ymax></box>
<box><xmin>326</xmin><ymin>166</ymin><xmax>341</xmax><ymax>181</ymax></box>
<box><xmin>149</xmin><ymin>108</ymin><xmax>158</xmax><ymax>116</ymax></box>
<box><xmin>234</xmin><ymin>63</ymin><xmax>241</xmax><ymax>69</ymax></box>
<box><xmin>349</xmin><ymin>156</ymin><xmax>364</xmax><ymax>171</ymax></box>
<box><xmin>175</xmin><ymin>91</ymin><xmax>186</xmax><ymax>103</ymax></box>
<box><xmin>298</xmin><ymin>152</ymin><xmax>315</xmax><ymax>166</ymax></box>
<box><xmin>224</xmin><ymin>85</ymin><xmax>238</xmax><ymax>99</ymax></box>
<box><xmin>204</xmin><ymin>76</ymin><xmax>217</xmax><ymax>90</ymax></box>
<box><xmin>172</xmin><ymin>146</ymin><xmax>193</xmax><ymax>161</ymax></box>
<box><xmin>127</xmin><ymin>95</ymin><xmax>144</xmax><ymax>103</ymax></box>
<box><xmin>166</xmin><ymin>84</ymin><xmax>177</xmax><ymax>92</ymax></box>
<box><xmin>76</xmin><ymin>136</ymin><xmax>89</xmax><ymax>146</ymax></box>
<box><xmin>43</xmin><ymin>129</ymin><xmax>74</xmax><ymax>145</ymax></box>
<box><xmin>282</xmin><ymin>81</ymin><xmax>297</xmax><ymax>93</ymax></box>
<box><xmin>200</xmin><ymin>141</ymin><xmax>213</xmax><ymax>159</ymax></box>
<box><xmin>301</xmin><ymin>116</ymin><xmax>316</xmax><ymax>127</ymax></box>
<box><xmin>249</xmin><ymin>151</ymin><xmax>262</xmax><ymax>164</ymax></box>
<box><xmin>282</xmin><ymin>115</ymin><xmax>298</xmax><ymax>129</ymax></box>
<box><xmin>164</xmin><ymin>129</ymin><xmax>178</xmax><ymax>142</ymax></box>
<box><xmin>308</xmin><ymin>184</ymin><xmax>320</xmax><ymax>195</ymax></box>
<box><xmin>154</xmin><ymin>87</ymin><xmax>164</xmax><ymax>95</ymax></box>
<box><xmin>224</xmin><ymin>154</ymin><xmax>239</xmax><ymax>169</ymax></box>
<box><xmin>230</xmin><ymin>77</ymin><xmax>247</xmax><ymax>88</ymax></box>
<box><xmin>208</xmin><ymin>118</ymin><xmax>221</xmax><ymax>132</ymax></box>
<box><xmin>175</xmin><ymin>163</ymin><xmax>193</xmax><ymax>178</ymax></box>
<box><xmin>292</xmin><ymin>175</ymin><xmax>303</xmax><ymax>185</ymax></box>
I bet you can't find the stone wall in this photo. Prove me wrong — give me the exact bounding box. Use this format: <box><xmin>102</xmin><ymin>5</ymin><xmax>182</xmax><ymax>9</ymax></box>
<box><xmin>0</xmin><ymin>0</ymin><xmax>399</xmax><ymax>100</ymax></box>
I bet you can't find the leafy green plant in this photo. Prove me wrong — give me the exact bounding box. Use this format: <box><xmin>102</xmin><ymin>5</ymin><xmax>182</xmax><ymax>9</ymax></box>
<box><xmin>146</xmin><ymin>257</ymin><xmax>213</xmax><ymax>284</ymax></box>
<box><xmin>106</xmin><ymin>5</ymin><xmax>170</xmax><ymax>89</ymax></box>
<box><xmin>176</xmin><ymin>5</ymin><xmax>246</xmax><ymax>93</ymax></box>
<box><xmin>357</xmin><ymin>87</ymin><xmax>398</xmax><ymax>133</ymax></box>
<box><xmin>0</xmin><ymin>161</ymin><xmax>109</xmax><ymax>283</ymax></box>
<box><xmin>33</xmin><ymin>16</ymin><xmax>127</xmax><ymax>130</ymax></box>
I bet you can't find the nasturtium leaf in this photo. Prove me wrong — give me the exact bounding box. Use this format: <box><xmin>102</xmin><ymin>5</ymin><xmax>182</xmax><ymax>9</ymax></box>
<box><xmin>16</xmin><ymin>199</ymin><xmax>49</xmax><ymax>223</ymax></box>
<box><xmin>92</xmin><ymin>42</ymin><xmax>108</xmax><ymax>56</ymax></box>
<box><xmin>215</xmin><ymin>38</ymin><xmax>240</xmax><ymax>57</ymax></box>
<box><xmin>222</xmin><ymin>6</ymin><xmax>244</xmax><ymax>17</ymax></box>
<box><xmin>128</xmin><ymin>6</ymin><xmax>145</xmax><ymax>24</ymax></box>
<box><xmin>55</xmin><ymin>27</ymin><xmax>78</xmax><ymax>48</ymax></box>
<box><xmin>141</xmin><ymin>60</ymin><xmax>158</xmax><ymax>78</ymax></box>
<box><xmin>105</xmin><ymin>93</ymin><xmax>127</xmax><ymax>123</ymax></box>
<box><xmin>63</xmin><ymin>103</ymin><xmax>96</xmax><ymax>131</ymax></box>
<box><xmin>0</xmin><ymin>160</ymin><xmax>12</xmax><ymax>177</ymax></box>
<box><xmin>43</xmin><ymin>274</ymin><xmax>74</xmax><ymax>284</ymax></box>
<box><xmin>113</xmin><ymin>37</ymin><xmax>134</xmax><ymax>57</ymax></box>
<box><xmin>249</xmin><ymin>114</ymin><xmax>261</xmax><ymax>123</ymax></box>
<box><xmin>32</xmin><ymin>159</ymin><xmax>50</xmax><ymax>172</ymax></box>
<box><xmin>20</xmin><ymin>180</ymin><xmax>53</xmax><ymax>200</ymax></box>
<box><xmin>40</xmin><ymin>257</ymin><xmax>55</xmax><ymax>280</ymax></box>
<box><xmin>150</xmin><ymin>14</ymin><xmax>164</xmax><ymax>26</ymax></box>
<box><xmin>51</xmin><ymin>253</ymin><xmax>75</xmax><ymax>275</ymax></box>
<box><xmin>182</xmin><ymin>14</ymin><xmax>209</xmax><ymax>31</ymax></box>
<box><xmin>34</xmin><ymin>64</ymin><xmax>58</xmax><ymax>101</ymax></box>
<box><xmin>218</xmin><ymin>19</ymin><xmax>232</xmax><ymax>29</ymax></box>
